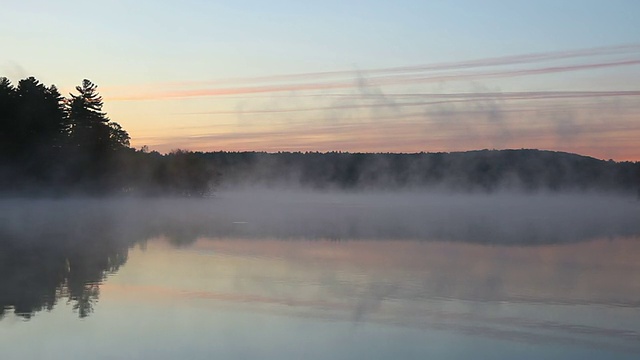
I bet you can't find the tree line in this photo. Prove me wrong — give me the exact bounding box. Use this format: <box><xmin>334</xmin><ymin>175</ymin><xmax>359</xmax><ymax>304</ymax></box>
<box><xmin>0</xmin><ymin>76</ymin><xmax>216</xmax><ymax>196</ymax></box>
<box><xmin>1</xmin><ymin>76</ymin><xmax>638</xmax><ymax>196</ymax></box>
<box><xmin>205</xmin><ymin>150</ymin><xmax>640</xmax><ymax>193</ymax></box>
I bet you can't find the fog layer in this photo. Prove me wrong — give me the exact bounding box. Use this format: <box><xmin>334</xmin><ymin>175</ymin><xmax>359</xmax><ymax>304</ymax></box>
<box><xmin>1</xmin><ymin>190</ymin><xmax>638</xmax><ymax>320</ymax></box>
<box><xmin>1</xmin><ymin>190</ymin><xmax>638</xmax><ymax>245</ymax></box>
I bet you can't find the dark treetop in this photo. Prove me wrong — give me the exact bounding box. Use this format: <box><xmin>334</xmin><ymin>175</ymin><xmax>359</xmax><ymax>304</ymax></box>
<box><xmin>0</xmin><ymin>77</ymin><xmax>216</xmax><ymax>196</ymax></box>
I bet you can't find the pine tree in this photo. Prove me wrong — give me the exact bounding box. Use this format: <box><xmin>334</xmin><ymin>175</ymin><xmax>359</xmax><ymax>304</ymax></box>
<box><xmin>66</xmin><ymin>79</ymin><xmax>111</xmax><ymax>154</ymax></box>
<box><xmin>64</xmin><ymin>79</ymin><xmax>131</xmax><ymax>190</ymax></box>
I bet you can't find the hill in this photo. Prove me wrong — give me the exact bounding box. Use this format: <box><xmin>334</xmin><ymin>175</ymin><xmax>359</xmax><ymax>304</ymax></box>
<box><xmin>203</xmin><ymin>149</ymin><xmax>640</xmax><ymax>193</ymax></box>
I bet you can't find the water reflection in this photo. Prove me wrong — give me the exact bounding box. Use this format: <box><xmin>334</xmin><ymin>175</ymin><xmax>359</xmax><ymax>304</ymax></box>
<box><xmin>0</xmin><ymin>193</ymin><xmax>639</xmax><ymax>321</ymax></box>
<box><xmin>101</xmin><ymin>237</ymin><xmax>640</xmax><ymax>355</ymax></box>
<box><xmin>0</xmin><ymin>194</ymin><xmax>640</xmax><ymax>359</ymax></box>
<box><xmin>0</xmin><ymin>205</ymin><xmax>129</xmax><ymax>319</ymax></box>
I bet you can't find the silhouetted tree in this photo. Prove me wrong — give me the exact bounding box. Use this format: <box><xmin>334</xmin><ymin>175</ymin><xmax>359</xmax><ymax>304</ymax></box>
<box><xmin>108</xmin><ymin>121</ymin><xmax>130</xmax><ymax>149</ymax></box>
<box><xmin>66</xmin><ymin>79</ymin><xmax>111</xmax><ymax>153</ymax></box>
<box><xmin>16</xmin><ymin>77</ymin><xmax>66</xmax><ymax>152</ymax></box>
<box><xmin>162</xmin><ymin>150</ymin><xmax>217</xmax><ymax>196</ymax></box>
<box><xmin>64</xmin><ymin>79</ymin><xmax>131</xmax><ymax>190</ymax></box>
<box><xmin>0</xmin><ymin>77</ymin><xmax>66</xmax><ymax>188</ymax></box>
<box><xmin>0</xmin><ymin>77</ymin><xmax>17</xmax><ymax>160</ymax></box>
<box><xmin>0</xmin><ymin>76</ymin><xmax>218</xmax><ymax>195</ymax></box>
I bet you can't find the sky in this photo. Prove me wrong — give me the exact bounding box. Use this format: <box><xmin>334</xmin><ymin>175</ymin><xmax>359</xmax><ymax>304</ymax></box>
<box><xmin>2</xmin><ymin>0</ymin><xmax>640</xmax><ymax>160</ymax></box>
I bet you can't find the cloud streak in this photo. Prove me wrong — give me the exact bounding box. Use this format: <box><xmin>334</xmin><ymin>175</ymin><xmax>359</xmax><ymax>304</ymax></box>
<box><xmin>179</xmin><ymin>90</ymin><xmax>640</xmax><ymax>116</ymax></box>
<box><xmin>125</xmin><ymin>43</ymin><xmax>640</xmax><ymax>88</ymax></box>
<box><xmin>107</xmin><ymin>45</ymin><xmax>640</xmax><ymax>101</ymax></box>
<box><xmin>106</xmin><ymin>44</ymin><xmax>640</xmax><ymax>160</ymax></box>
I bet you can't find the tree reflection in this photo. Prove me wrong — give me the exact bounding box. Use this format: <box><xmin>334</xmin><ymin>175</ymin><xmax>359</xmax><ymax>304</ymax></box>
<box><xmin>0</xmin><ymin>201</ymin><xmax>131</xmax><ymax>320</ymax></box>
<box><xmin>0</xmin><ymin>233</ymin><xmax>128</xmax><ymax>320</ymax></box>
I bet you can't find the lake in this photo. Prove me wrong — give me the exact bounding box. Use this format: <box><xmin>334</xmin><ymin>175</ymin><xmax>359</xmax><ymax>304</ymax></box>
<box><xmin>1</xmin><ymin>191</ymin><xmax>639</xmax><ymax>359</ymax></box>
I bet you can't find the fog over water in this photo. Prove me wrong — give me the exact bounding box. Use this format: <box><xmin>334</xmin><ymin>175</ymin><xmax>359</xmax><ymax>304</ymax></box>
<box><xmin>1</xmin><ymin>190</ymin><xmax>640</xmax><ymax>359</ymax></box>
<box><xmin>2</xmin><ymin>190</ymin><xmax>638</xmax><ymax>244</ymax></box>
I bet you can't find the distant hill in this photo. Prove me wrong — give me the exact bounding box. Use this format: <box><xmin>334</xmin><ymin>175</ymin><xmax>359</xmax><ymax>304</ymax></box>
<box><xmin>203</xmin><ymin>149</ymin><xmax>640</xmax><ymax>193</ymax></box>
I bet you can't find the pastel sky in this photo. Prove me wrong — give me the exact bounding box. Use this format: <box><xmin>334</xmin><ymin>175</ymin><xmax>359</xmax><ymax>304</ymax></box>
<box><xmin>2</xmin><ymin>1</ymin><xmax>640</xmax><ymax>160</ymax></box>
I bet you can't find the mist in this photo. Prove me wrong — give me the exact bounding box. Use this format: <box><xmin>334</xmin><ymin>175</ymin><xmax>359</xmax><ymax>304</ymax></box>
<box><xmin>2</xmin><ymin>189</ymin><xmax>638</xmax><ymax>322</ymax></box>
<box><xmin>2</xmin><ymin>189</ymin><xmax>638</xmax><ymax>246</ymax></box>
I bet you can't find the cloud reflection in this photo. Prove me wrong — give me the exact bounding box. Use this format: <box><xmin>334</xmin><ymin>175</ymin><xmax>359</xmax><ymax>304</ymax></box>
<box><xmin>102</xmin><ymin>236</ymin><xmax>640</xmax><ymax>353</ymax></box>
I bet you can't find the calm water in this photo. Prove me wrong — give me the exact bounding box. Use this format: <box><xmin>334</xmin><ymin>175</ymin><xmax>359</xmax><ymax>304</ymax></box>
<box><xmin>1</xmin><ymin>192</ymin><xmax>640</xmax><ymax>359</ymax></box>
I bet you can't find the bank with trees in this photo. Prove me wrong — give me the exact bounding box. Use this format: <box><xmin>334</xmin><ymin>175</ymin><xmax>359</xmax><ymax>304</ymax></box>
<box><xmin>0</xmin><ymin>77</ymin><xmax>216</xmax><ymax>196</ymax></box>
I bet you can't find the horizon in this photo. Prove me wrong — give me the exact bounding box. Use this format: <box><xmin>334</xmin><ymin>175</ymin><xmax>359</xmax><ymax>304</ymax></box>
<box><xmin>146</xmin><ymin>147</ymin><xmax>635</xmax><ymax>163</ymax></box>
<box><xmin>3</xmin><ymin>1</ymin><xmax>640</xmax><ymax>161</ymax></box>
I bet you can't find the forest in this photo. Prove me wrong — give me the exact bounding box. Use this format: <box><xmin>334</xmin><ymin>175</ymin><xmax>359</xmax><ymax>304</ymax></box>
<box><xmin>0</xmin><ymin>77</ymin><xmax>216</xmax><ymax>196</ymax></box>
<box><xmin>1</xmin><ymin>76</ymin><xmax>638</xmax><ymax>196</ymax></box>
<box><xmin>207</xmin><ymin>150</ymin><xmax>640</xmax><ymax>193</ymax></box>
